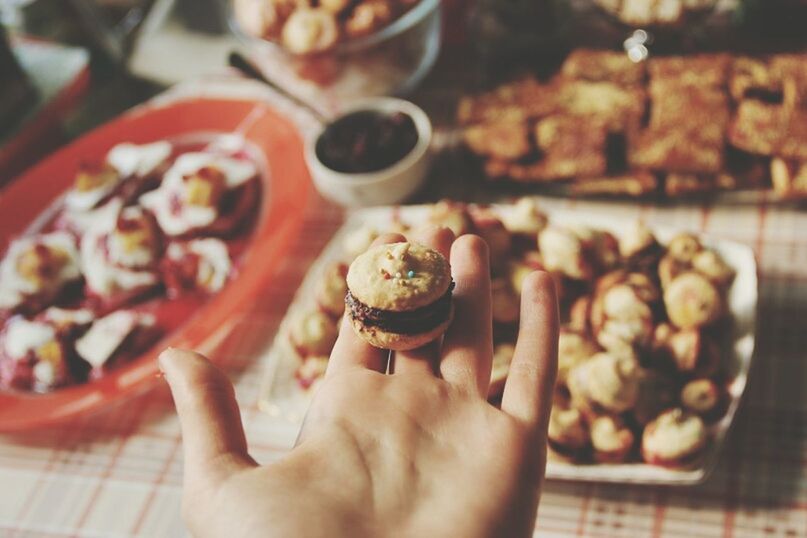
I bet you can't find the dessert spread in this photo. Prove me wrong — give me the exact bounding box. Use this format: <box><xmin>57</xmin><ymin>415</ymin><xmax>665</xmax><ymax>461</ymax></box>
<box><xmin>0</xmin><ymin>139</ymin><xmax>262</xmax><ymax>393</ymax></box>
<box><xmin>459</xmin><ymin>49</ymin><xmax>807</xmax><ymax>199</ymax></box>
<box><xmin>234</xmin><ymin>0</ymin><xmax>423</xmax><ymax>54</ymax></box>
<box><xmin>284</xmin><ymin>198</ymin><xmax>740</xmax><ymax>469</ymax></box>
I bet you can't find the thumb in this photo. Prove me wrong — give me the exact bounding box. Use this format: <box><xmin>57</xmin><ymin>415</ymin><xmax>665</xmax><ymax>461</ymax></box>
<box><xmin>159</xmin><ymin>348</ymin><xmax>256</xmax><ymax>485</ymax></box>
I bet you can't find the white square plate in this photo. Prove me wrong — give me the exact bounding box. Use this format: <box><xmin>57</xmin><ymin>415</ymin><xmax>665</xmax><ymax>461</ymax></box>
<box><xmin>258</xmin><ymin>203</ymin><xmax>758</xmax><ymax>485</ymax></box>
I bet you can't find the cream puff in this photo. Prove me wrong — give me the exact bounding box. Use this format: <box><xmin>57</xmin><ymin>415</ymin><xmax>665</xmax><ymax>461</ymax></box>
<box><xmin>664</xmin><ymin>272</ymin><xmax>723</xmax><ymax>329</ymax></box>
<box><xmin>590</xmin><ymin>274</ymin><xmax>656</xmax><ymax>353</ymax></box>
<box><xmin>567</xmin><ymin>352</ymin><xmax>641</xmax><ymax>415</ymax></box>
<box><xmin>692</xmin><ymin>249</ymin><xmax>735</xmax><ymax>287</ymax></box>
<box><xmin>315</xmin><ymin>262</ymin><xmax>348</xmax><ymax>318</ymax></box>
<box><xmin>548</xmin><ymin>406</ymin><xmax>590</xmax><ymax>460</ymax></box>
<box><xmin>538</xmin><ymin>226</ymin><xmax>594</xmax><ymax>281</ymax></box>
<box><xmin>426</xmin><ymin>200</ymin><xmax>474</xmax><ymax>238</ymax></box>
<box><xmin>619</xmin><ymin>220</ymin><xmax>660</xmax><ymax>265</ymax></box>
<box><xmin>557</xmin><ymin>329</ymin><xmax>599</xmax><ymax>387</ymax></box>
<box><xmin>491</xmin><ymin>278</ymin><xmax>520</xmax><ymax>325</ymax></box>
<box><xmin>296</xmin><ymin>355</ymin><xmax>330</xmax><ymax>391</ymax></box>
<box><xmin>667</xmin><ymin>233</ymin><xmax>702</xmax><ymax>263</ymax></box>
<box><xmin>642</xmin><ymin>408</ymin><xmax>708</xmax><ymax>467</ymax></box>
<box><xmin>501</xmin><ymin>198</ymin><xmax>547</xmax><ymax>237</ymax></box>
<box><xmin>681</xmin><ymin>378</ymin><xmax>723</xmax><ymax>418</ymax></box>
<box><xmin>473</xmin><ymin>215</ymin><xmax>512</xmax><ymax>274</ymax></box>
<box><xmin>289</xmin><ymin>310</ymin><xmax>339</xmax><ymax>357</ymax></box>
<box><xmin>590</xmin><ymin>415</ymin><xmax>635</xmax><ymax>463</ymax></box>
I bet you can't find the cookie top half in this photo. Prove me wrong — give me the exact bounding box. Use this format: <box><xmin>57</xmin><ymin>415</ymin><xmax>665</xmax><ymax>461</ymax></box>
<box><xmin>347</xmin><ymin>242</ymin><xmax>452</xmax><ymax>311</ymax></box>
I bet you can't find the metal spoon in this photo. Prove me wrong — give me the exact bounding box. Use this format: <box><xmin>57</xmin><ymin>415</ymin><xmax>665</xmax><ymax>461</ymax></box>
<box><xmin>227</xmin><ymin>50</ymin><xmax>330</xmax><ymax>125</ymax></box>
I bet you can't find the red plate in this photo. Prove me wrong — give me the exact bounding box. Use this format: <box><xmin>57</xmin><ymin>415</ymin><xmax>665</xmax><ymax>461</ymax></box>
<box><xmin>0</xmin><ymin>97</ymin><xmax>310</xmax><ymax>432</ymax></box>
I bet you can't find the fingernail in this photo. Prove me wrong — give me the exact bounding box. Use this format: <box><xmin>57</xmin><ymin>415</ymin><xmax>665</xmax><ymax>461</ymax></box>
<box><xmin>158</xmin><ymin>347</ymin><xmax>177</xmax><ymax>374</ymax></box>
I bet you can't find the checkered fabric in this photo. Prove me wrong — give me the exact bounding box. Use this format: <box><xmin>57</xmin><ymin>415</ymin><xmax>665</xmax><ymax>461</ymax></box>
<box><xmin>2</xmin><ymin>80</ymin><xmax>807</xmax><ymax>538</ymax></box>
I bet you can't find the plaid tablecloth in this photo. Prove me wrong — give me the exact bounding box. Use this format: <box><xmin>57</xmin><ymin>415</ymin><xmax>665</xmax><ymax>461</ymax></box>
<box><xmin>3</xmin><ymin>80</ymin><xmax>807</xmax><ymax>538</ymax></box>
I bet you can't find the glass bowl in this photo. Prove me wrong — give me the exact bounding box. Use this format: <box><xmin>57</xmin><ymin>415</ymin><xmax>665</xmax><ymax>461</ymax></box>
<box><xmin>226</xmin><ymin>0</ymin><xmax>442</xmax><ymax>114</ymax></box>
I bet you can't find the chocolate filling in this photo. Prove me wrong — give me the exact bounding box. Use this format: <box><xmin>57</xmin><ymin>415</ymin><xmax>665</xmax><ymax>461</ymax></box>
<box><xmin>346</xmin><ymin>282</ymin><xmax>454</xmax><ymax>335</ymax></box>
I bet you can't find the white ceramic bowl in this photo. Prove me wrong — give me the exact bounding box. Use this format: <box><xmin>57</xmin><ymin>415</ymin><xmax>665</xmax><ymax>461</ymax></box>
<box><xmin>305</xmin><ymin>98</ymin><xmax>433</xmax><ymax>207</ymax></box>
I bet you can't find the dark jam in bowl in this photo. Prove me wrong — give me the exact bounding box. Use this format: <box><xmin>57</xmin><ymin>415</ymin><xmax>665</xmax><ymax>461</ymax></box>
<box><xmin>315</xmin><ymin>110</ymin><xmax>419</xmax><ymax>174</ymax></box>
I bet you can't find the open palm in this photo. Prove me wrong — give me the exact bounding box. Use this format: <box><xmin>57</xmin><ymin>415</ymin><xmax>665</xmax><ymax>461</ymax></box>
<box><xmin>160</xmin><ymin>228</ymin><xmax>559</xmax><ymax>538</ymax></box>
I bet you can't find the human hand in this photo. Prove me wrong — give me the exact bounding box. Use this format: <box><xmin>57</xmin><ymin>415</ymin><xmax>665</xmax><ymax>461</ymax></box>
<box><xmin>160</xmin><ymin>227</ymin><xmax>558</xmax><ymax>538</ymax></box>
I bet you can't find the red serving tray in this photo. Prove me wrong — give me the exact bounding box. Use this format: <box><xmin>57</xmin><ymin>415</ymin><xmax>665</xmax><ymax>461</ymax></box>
<box><xmin>0</xmin><ymin>97</ymin><xmax>310</xmax><ymax>432</ymax></box>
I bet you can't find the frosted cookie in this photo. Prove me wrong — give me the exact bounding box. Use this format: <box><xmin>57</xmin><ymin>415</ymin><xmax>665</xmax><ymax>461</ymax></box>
<box><xmin>346</xmin><ymin>242</ymin><xmax>453</xmax><ymax>351</ymax></box>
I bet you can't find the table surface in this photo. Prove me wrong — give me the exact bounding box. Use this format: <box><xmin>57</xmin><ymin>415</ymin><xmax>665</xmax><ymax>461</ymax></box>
<box><xmin>2</xmin><ymin>50</ymin><xmax>807</xmax><ymax>538</ymax></box>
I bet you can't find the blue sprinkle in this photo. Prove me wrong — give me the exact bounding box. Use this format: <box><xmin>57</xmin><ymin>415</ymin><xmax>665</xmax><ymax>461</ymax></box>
<box><xmin>407</xmin><ymin>270</ymin><xmax>415</xmax><ymax>278</ymax></box>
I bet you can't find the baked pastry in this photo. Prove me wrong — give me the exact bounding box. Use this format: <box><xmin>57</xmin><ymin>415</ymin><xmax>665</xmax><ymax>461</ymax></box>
<box><xmin>426</xmin><ymin>200</ymin><xmax>474</xmax><ymax>238</ymax></box>
<box><xmin>663</xmin><ymin>272</ymin><xmax>723</xmax><ymax>329</ymax></box>
<box><xmin>491</xmin><ymin>278</ymin><xmax>520</xmax><ymax>325</ymax></box>
<box><xmin>538</xmin><ymin>226</ymin><xmax>594</xmax><ymax>281</ymax></box>
<box><xmin>590</xmin><ymin>415</ymin><xmax>635</xmax><ymax>463</ymax></box>
<box><xmin>346</xmin><ymin>242</ymin><xmax>454</xmax><ymax>351</ymax></box>
<box><xmin>642</xmin><ymin>408</ymin><xmax>708</xmax><ymax>467</ymax></box>
<box><xmin>316</xmin><ymin>262</ymin><xmax>349</xmax><ymax>318</ymax></box>
<box><xmin>548</xmin><ymin>406</ymin><xmax>590</xmax><ymax>461</ymax></box>
<box><xmin>681</xmin><ymin>378</ymin><xmax>723</xmax><ymax>418</ymax></box>
<box><xmin>591</xmin><ymin>280</ymin><xmax>655</xmax><ymax>352</ymax></box>
<box><xmin>343</xmin><ymin>226</ymin><xmax>380</xmax><ymax>260</ymax></box>
<box><xmin>557</xmin><ymin>329</ymin><xmax>598</xmax><ymax>387</ymax></box>
<box><xmin>463</xmin><ymin>121</ymin><xmax>532</xmax><ymax>161</ymax></box>
<box><xmin>290</xmin><ymin>310</ymin><xmax>339</xmax><ymax>357</ymax></box>
<box><xmin>691</xmin><ymin>249</ymin><xmax>735</xmax><ymax>287</ymax></box>
<box><xmin>488</xmin><ymin>342</ymin><xmax>514</xmax><ymax>399</ymax></box>
<box><xmin>560</xmin><ymin>49</ymin><xmax>645</xmax><ymax>86</ymax></box>
<box><xmin>500</xmin><ymin>198</ymin><xmax>547</xmax><ymax>237</ymax></box>
<box><xmin>619</xmin><ymin>221</ymin><xmax>662</xmax><ymax>269</ymax></box>
<box><xmin>568</xmin><ymin>352</ymin><xmax>641</xmax><ymax>415</ymax></box>
<box><xmin>296</xmin><ymin>355</ymin><xmax>329</xmax><ymax>391</ymax></box>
